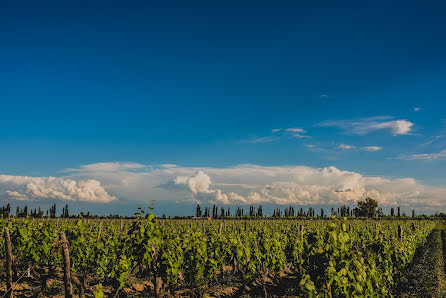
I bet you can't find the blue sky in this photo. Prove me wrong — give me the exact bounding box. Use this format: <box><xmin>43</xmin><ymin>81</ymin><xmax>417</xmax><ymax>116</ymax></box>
<box><xmin>0</xmin><ymin>1</ymin><xmax>445</xmax><ymax>215</ymax></box>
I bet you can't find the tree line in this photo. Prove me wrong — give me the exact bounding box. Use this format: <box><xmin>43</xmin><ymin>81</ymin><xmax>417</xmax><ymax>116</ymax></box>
<box><xmin>1</xmin><ymin>197</ymin><xmax>444</xmax><ymax>219</ymax></box>
<box><xmin>195</xmin><ymin>197</ymin><xmax>443</xmax><ymax>219</ymax></box>
<box><xmin>0</xmin><ymin>203</ymin><xmax>71</xmax><ymax>218</ymax></box>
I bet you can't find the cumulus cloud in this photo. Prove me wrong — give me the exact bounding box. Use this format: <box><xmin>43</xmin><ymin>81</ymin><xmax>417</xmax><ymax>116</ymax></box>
<box><xmin>0</xmin><ymin>174</ymin><xmax>116</xmax><ymax>203</ymax></box>
<box><xmin>174</xmin><ymin>171</ymin><xmax>213</xmax><ymax>194</ymax></box>
<box><xmin>3</xmin><ymin>163</ymin><xmax>444</xmax><ymax>211</ymax></box>
<box><xmin>58</xmin><ymin>162</ymin><xmax>446</xmax><ymax>210</ymax></box>
<box><xmin>167</xmin><ymin>171</ymin><xmax>248</xmax><ymax>204</ymax></box>
<box><xmin>361</xmin><ymin>146</ymin><xmax>383</xmax><ymax>152</ymax></box>
<box><xmin>319</xmin><ymin>116</ymin><xmax>414</xmax><ymax>136</ymax></box>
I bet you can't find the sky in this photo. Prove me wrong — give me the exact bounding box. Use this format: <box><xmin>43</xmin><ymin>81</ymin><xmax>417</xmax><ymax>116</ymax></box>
<box><xmin>0</xmin><ymin>0</ymin><xmax>445</xmax><ymax>215</ymax></box>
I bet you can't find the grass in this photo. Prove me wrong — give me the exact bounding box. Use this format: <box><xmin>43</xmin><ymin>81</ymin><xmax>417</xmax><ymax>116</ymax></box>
<box><xmin>397</xmin><ymin>222</ymin><xmax>446</xmax><ymax>298</ymax></box>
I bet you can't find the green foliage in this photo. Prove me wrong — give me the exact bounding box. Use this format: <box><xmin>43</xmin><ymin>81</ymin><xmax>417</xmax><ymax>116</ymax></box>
<box><xmin>357</xmin><ymin>197</ymin><xmax>380</xmax><ymax>217</ymax></box>
<box><xmin>2</xmin><ymin>216</ymin><xmax>437</xmax><ymax>297</ymax></box>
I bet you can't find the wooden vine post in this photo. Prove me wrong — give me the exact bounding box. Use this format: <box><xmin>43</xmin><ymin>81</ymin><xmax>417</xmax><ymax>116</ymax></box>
<box><xmin>4</xmin><ymin>227</ymin><xmax>13</xmax><ymax>298</ymax></box>
<box><xmin>398</xmin><ymin>225</ymin><xmax>403</xmax><ymax>242</ymax></box>
<box><xmin>59</xmin><ymin>231</ymin><xmax>73</xmax><ymax>298</ymax></box>
<box><xmin>97</xmin><ymin>220</ymin><xmax>103</xmax><ymax>240</ymax></box>
<box><xmin>299</xmin><ymin>224</ymin><xmax>304</xmax><ymax>242</ymax></box>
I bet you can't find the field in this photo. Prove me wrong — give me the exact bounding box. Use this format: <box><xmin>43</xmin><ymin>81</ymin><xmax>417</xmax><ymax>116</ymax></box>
<box><xmin>0</xmin><ymin>215</ymin><xmax>444</xmax><ymax>297</ymax></box>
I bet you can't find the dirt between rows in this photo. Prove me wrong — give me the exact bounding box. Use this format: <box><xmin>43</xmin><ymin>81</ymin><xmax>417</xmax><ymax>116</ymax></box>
<box><xmin>0</xmin><ymin>264</ymin><xmax>300</xmax><ymax>297</ymax></box>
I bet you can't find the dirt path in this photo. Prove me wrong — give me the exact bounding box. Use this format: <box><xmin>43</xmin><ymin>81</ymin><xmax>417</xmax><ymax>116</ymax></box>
<box><xmin>397</xmin><ymin>222</ymin><xmax>446</xmax><ymax>298</ymax></box>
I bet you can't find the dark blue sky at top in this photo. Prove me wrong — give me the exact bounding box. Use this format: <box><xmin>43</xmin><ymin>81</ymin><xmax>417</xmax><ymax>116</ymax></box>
<box><xmin>0</xmin><ymin>0</ymin><xmax>445</xmax><ymax>185</ymax></box>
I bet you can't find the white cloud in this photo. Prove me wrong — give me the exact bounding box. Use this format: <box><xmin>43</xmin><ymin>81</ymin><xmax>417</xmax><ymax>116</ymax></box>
<box><xmin>160</xmin><ymin>164</ymin><xmax>177</xmax><ymax>168</ymax></box>
<box><xmin>169</xmin><ymin>171</ymin><xmax>248</xmax><ymax>204</ymax></box>
<box><xmin>286</xmin><ymin>128</ymin><xmax>306</xmax><ymax>133</ymax></box>
<box><xmin>408</xmin><ymin>150</ymin><xmax>446</xmax><ymax>160</ymax></box>
<box><xmin>414</xmin><ymin>107</ymin><xmax>421</xmax><ymax>112</ymax></box>
<box><xmin>0</xmin><ymin>174</ymin><xmax>116</xmax><ymax>203</ymax></box>
<box><xmin>291</xmin><ymin>134</ymin><xmax>311</xmax><ymax>139</ymax></box>
<box><xmin>63</xmin><ymin>162</ymin><xmax>147</xmax><ymax>173</ymax></box>
<box><xmin>361</xmin><ymin>146</ymin><xmax>383</xmax><ymax>152</ymax></box>
<box><xmin>243</xmin><ymin>127</ymin><xmax>310</xmax><ymax>143</ymax></box>
<box><xmin>242</xmin><ymin>136</ymin><xmax>279</xmax><ymax>144</ymax></box>
<box><xmin>319</xmin><ymin>116</ymin><xmax>414</xmax><ymax>136</ymax></box>
<box><xmin>174</xmin><ymin>171</ymin><xmax>213</xmax><ymax>194</ymax></box>
<box><xmin>285</xmin><ymin>128</ymin><xmax>311</xmax><ymax>139</ymax></box>
<box><xmin>52</xmin><ymin>162</ymin><xmax>446</xmax><ymax>210</ymax></box>
<box><xmin>338</xmin><ymin>144</ymin><xmax>355</xmax><ymax>150</ymax></box>
<box><xmin>305</xmin><ymin>144</ymin><xmax>316</xmax><ymax>148</ymax></box>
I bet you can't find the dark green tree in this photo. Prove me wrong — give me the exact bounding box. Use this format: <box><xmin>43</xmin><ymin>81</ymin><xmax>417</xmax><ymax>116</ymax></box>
<box><xmin>257</xmin><ymin>205</ymin><xmax>263</xmax><ymax>217</ymax></box>
<box><xmin>357</xmin><ymin>197</ymin><xmax>379</xmax><ymax>218</ymax></box>
<box><xmin>196</xmin><ymin>204</ymin><xmax>202</xmax><ymax>217</ymax></box>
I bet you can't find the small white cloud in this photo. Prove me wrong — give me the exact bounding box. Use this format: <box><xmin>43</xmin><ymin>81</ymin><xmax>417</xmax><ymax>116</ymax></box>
<box><xmin>362</xmin><ymin>146</ymin><xmax>383</xmax><ymax>152</ymax></box>
<box><xmin>408</xmin><ymin>150</ymin><xmax>446</xmax><ymax>160</ymax></box>
<box><xmin>338</xmin><ymin>144</ymin><xmax>356</xmax><ymax>150</ymax></box>
<box><xmin>292</xmin><ymin>134</ymin><xmax>311</xmax><ymax>139</ymax></box>
<box><xmin>285</xmin><ymin>128</ymin><xmax>311</xmax><ymax>138</ymax></box>
<box><xmin>63</xmin><ymin>162</ymin><xmax>146</xmax><ymax>173</ymax></box>
<box><xmin>305</xmin><ymin>144</ymin><xmax>316</xmax><ymax>148</ymax></box>
<box><xmin>414</xmin><ymin>107</ymin><xmax>421</xmax><ymax>112</ymax></box>
<box><xmin>245</xmin><ymin>127</ymin><xmax>309</xmax><ymax>143</ymax></box>
<box><xmin>286</xmin><ymin>128</ymin><xmax>306</xmax><ymax>133</ymax></box>
<box><xmin>242</xmin><ymin>136</ymin><xmax>278</xmax><ymax>144</ymax></box>
<box><xmin>319</xmin><ymin>116</ymin><xmax>414</xmax><ymax>136</ymax></box>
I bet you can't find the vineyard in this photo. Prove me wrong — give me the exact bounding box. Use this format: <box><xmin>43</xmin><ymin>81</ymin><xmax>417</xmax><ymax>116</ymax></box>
<box><xmin>0</xmin><ymin>213</ymin><xmax>441</xmax><ymax>297</ymax></box>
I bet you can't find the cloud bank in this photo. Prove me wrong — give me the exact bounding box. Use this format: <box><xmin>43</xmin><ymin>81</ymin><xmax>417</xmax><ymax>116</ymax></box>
<box><xmin>1</xmin><ymin>163</ymin><xmax>444</xmax><ymax>211</ymax></box>
<box><xmin>0</xmin><ymin>175</ymin><xmax>116</xmax><ymax>202</ymax></box>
